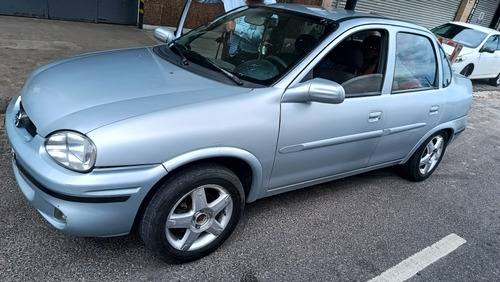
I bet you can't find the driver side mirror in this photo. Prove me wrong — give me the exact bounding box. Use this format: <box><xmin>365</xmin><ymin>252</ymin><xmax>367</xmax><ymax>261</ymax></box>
<box><xmin>480</xmin><ymin>46</ymin><xmax>495</xmax><ymax>53</ymax></box>
<box><xmin>282</xmin><ymin>78</ymin><xmax>345</xmax><ymax>104</ymax></box>
<box><xmin>154</xmin><ymin>27</ymin><xmax>176</xmax><ymax>44</ymax></box>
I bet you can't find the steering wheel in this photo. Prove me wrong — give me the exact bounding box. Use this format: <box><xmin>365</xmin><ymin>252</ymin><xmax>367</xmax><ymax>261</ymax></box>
<box><xmin>265</xmin><ymin>55</ymin><xmax>288</xmax><ymax>70</ymax></box>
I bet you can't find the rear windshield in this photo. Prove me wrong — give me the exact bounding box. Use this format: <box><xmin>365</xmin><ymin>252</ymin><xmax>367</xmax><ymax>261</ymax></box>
<box><xmin>431</xmin><ymin>23</ymin><xmax>487</xmax><ymax>48</ymax></box>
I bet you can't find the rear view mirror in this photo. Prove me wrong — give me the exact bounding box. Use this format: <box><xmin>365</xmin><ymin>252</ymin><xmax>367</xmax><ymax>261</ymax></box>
<box><xmin>154</xmin><ymin>27</ymin><xmax>176</xmax><ymax>44</ymax></box>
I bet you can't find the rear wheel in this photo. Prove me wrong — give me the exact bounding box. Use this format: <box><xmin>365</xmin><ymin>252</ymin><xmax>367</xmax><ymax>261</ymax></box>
<box><xmin>139</xmin><ymin>163</ymin><xmax>245</xmax><ymax>263</ymax></box>
<box><xmin>401</xmin><ymin>131</ymin><xmax>448</xmax><ymax>182</ymax></box>
<box><xmin>488</xmin><ymin>73</ymin><xmax>500</xmax><ymax>86</ymax></box>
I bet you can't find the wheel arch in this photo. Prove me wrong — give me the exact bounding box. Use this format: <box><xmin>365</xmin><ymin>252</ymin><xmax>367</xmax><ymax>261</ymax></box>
<box><xmin>132</xmin><ymin>147</ymin><xmax>264</xmax><ymax>232</ymax></box>
<box><xmin>460</xmin><ymin>63</ymin><xmax>474</xmax><ymax>77</ymax></box>
<box><xmin>161</xmin><ymin>148</ymin><xmax>263</xmax><ymax>199</ymax></box>
<box><xmin>401</xmin><ymin>127</ymin><xmax>454</xmax><ymax>164</ymax></box>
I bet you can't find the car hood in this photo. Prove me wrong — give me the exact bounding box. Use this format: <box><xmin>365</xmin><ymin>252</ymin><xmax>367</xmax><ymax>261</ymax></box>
<box><xmin>20</xmin><ymin>47</ymin><xmax>251</xmax><ymax>136</ymax></box>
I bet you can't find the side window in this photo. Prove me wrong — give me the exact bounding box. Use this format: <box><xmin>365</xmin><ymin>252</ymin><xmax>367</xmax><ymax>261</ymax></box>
<box><xmin>439</xmin><ymin>46</ymin><xmax>452</xmax><ymax>87</ymax></box>
<box><xmin>313</xmin><ymin>29</ymin><xmax>388</xmax><ymax>97</ymax></box>
<box><xmin>392</xmin><ymin>32</ymin><xmax>438</xmax><ymax>92</ymax></box>
<box><xmin>273</xmin><ymin>18</ymin><xmax>325</xmax><ymax>63</ymax></box>
<box><xmin>483</xmin><ymin>35</ymin><xmax>499</xmax><ymax>51</ymax></box>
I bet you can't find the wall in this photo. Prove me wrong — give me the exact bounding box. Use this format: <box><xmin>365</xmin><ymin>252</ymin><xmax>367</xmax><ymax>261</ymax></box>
<box><xmin>455</xmin><ymin>0</ymin><xmax>477</xmax><ymax>22</ymax></box>
<box><xmin>143</xmin><ymin>0</ymin><xmax>323</xmax><ymax>28</ymax></box>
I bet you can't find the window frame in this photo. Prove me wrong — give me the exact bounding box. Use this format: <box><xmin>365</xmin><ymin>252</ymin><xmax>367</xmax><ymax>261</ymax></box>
<box><xmin>310</xmin><ymin>28</ymin><xmax>390</xmax><ymax>98</ymax></box>
<box><xmin>483</xmin><ymin>35</ymin><xmax>500</xmax><ymax>51</ymax></box>
<box><xmin>391</xmin><ymin>31</ymin><xmax>439</xmax><ymax>94</ymax></box>
<box><xmin>438</xmin><ymin>45</ymin><xmax>453</xmax><ymax>88</ymax></box>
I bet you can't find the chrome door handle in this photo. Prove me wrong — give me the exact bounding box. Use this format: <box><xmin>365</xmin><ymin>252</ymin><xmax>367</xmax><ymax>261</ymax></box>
<box><xmin>429</xmin><ymin>106</ymin><xmax>439</xmax><ymax>116</ymax></box>
<box><xmin>369</xmin><ymin>111</ymin><xmax>382</xmax><ymax>122</ymax></box>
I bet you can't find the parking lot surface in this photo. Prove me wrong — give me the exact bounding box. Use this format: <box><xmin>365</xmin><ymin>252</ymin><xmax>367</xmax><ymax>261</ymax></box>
<box><xmin>1</xmin><ymin>16</ymin><xmax>499</xmax><ymax>281</ymax></box>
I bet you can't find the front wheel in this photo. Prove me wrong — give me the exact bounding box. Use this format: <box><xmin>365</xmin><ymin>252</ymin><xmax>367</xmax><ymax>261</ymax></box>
<box><xmin>139</xmin><ymin>163</ymin><xmax>245</xmax><ymax>263</ymax></box>
<box><xmin>401</xmin><ymin>131</ymin><xmax>448</xmax><ymax>182</ymax></box>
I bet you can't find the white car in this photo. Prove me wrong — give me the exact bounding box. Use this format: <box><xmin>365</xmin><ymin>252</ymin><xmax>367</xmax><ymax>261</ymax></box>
<box><xmin>432</xmin><ymin>21</ymin><xmax>500</xmax><ymax>86</ymax></box>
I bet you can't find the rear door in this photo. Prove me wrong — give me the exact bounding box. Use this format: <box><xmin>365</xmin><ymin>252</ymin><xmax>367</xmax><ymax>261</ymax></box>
<box><xmin>368</xmin><ymin>30</ymin><xmax>445</xmax><ymax>165</ymax></box>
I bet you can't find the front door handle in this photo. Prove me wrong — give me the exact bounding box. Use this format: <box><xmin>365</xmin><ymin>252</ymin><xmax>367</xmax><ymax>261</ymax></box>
<box><xmin>369</xmin><ymin>111</ymin><xmax>382</xmax><ymax>123</ymax></box>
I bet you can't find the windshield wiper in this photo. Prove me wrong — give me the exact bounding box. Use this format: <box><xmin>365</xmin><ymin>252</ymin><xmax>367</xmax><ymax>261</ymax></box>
<box><xmin>170</xmin><ymin>43</ymin><xmax>189</xmax><ymax>66</ymax></box>
<box><xmin>184</xmin><ymin>50</ymin><xmax>244</xmax><ymax>86</ymax></box>
<box><xmin>206</xmin><ymin>58</ymin><xmax>244</xmax><ymax>86</ymax></box>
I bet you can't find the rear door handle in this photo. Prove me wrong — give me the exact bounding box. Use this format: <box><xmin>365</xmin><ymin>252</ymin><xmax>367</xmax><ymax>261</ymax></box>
<box><xmin>369</xmin><ymin>111</ymin><xmax>382</xmax><ymax>123</ymax></box>
<box><xmin>429</xmin><ymin>106</ymin><xmax>439</xmax><ymax>116</ymax></box>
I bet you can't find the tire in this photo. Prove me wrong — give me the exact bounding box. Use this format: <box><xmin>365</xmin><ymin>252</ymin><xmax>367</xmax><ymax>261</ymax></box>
<box><xmin>488</xmin><ymin>73</ymin><xmax>500</xmax><ymax>86</ymax></box>
<box><xmin>401</xmin><ymin>131</ymin><xmax>448</xmax><ymax>182</ymax></box>
<box><xmin>460</xmin><ymin>64</ymin><xmax>473</xmax><ymax>77</ymax></box>
<box><xmin>139</xmin><ymin>163</ymin><xmax>245</xmax><ymax>263</ymax></box>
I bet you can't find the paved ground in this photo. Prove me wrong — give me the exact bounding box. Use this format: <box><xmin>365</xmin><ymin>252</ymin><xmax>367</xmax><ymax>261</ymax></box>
<box><xmin>1</xmin><ymin>15</ymin><xmax>499</xmax><ymax>282</ymax></box>
<box><xmin>0</xmin><ymin>16</ymin><xmax>157</xmax><ymax>112</ymax></box>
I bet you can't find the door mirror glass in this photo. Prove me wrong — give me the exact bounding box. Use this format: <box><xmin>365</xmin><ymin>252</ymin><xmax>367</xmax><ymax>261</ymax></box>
<box><xmin>282</xmin><ymin>78</ymin><xmax>345</xmax><ymax>104</ymax></box>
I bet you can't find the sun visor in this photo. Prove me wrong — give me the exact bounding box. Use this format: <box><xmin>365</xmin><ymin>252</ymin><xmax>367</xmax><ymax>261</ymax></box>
<box><xmin>244</xmin><ymin>13</ymin><xmax>267</xmax><ymax>25</ymax></box>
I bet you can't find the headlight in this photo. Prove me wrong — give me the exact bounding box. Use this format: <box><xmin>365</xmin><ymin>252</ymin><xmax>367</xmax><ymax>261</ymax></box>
<box><xmin>45</xmin><ymin>131</ymin><xmax>96</xmax><ymax>172</ymax></box>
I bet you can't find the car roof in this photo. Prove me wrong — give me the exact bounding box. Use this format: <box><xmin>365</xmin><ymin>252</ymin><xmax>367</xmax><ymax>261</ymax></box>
<box><xmin>269</xmin><ymin>3</ymin><xmax>380</xmax><ymax>21</ymax></box>
<box><xmin>447</xmin><ymin>21</ymin><xmax>500</xmax><ymax>35</ymax></box>
<box><xmin>267</xmin><ymin>3</ymin><xmax>429</xmax><ymax>32</ymax></box>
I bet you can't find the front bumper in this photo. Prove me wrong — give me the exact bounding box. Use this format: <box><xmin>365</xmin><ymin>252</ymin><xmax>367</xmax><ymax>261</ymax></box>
<box><xmin>6</xmin><ymin>96</ymin><xmax>168</xmax><ymax>237</ymax></box>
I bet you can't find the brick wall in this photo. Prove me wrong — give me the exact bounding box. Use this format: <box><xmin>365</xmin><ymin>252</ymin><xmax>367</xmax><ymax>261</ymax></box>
<box><xmin>143</xmin><ymin>0</ymin><xmax>323</xmax><ymax>28</ymax></box>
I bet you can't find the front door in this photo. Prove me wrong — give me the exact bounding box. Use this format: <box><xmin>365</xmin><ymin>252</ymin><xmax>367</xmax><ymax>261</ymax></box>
<box><xmin>476</xmin><ymin>35</ymin><xmax>500</xmax><ymax>77</ymax></box>
<box><xmin>269</xmin><ymin>28</ymin><xmax>391</xmax><ymax>191</ymax></box>
<box><xmin>269</xmin><ymin>96</ymin><xmax>386</xmax><ymax>190</ymax></box>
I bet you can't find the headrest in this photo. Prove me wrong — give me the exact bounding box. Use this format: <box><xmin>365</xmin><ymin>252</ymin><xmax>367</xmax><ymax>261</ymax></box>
<box><xmin>295</xmin><ymin>34</ymin><xmax>316</xmax><ymax>53</ymax></box>
<box><xmin>363</xmin><ymin>35</ymin><xmax>381</xmax><ymax>50</ymax></box>
<box><xmin>330</xmin><ymin>41</ymin><xmax>363</xmax><ymax>69</ymax></box>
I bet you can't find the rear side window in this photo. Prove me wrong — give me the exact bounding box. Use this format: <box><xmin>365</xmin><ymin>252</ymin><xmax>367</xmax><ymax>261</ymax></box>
<box><xmin>392</xmin><ymin>32</ymin><xmax>437</xmax><ymax>92</ymax></box>
<box><xmin>439</xmin><ymin>46</ymin><xmax>452</xmax><ymax>87</ymax></box>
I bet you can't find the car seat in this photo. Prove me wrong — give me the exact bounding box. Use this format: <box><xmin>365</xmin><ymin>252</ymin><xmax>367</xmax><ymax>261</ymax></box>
<box><xmin>315</xmin><ymin>40</ymin><xmax>364</xmax><ymax>84</ymax></box>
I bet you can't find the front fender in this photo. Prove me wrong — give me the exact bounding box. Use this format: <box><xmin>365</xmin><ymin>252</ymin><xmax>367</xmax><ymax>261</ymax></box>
<box><xmin>162</xmin><ymin>147</ymin><xmax>264</xmax><ymax>203</ymax></box>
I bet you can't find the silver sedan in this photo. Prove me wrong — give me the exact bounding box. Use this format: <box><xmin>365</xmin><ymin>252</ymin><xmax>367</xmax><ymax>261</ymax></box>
<box><xmin>5</xmin><ymin>4</ymin><xmax>473</xmax><ymax>263</ymax></box>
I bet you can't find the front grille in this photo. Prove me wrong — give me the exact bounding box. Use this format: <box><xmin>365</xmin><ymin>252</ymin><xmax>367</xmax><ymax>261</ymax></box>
<box><xmin>16</xmin><ymin>103</ymin><xmax>37</xmax><ymax>137</ymax></box>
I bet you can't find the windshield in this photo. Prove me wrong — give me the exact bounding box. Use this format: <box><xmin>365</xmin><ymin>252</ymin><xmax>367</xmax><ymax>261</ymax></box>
<box><xmin>162</xmin><ymin>6</ymin><xmax>336</xmax><ymax>86</ymax></box>
<box><xmin>431</xmin><ymin>23</ymin><xmax>487</xmax><ymax>48</ymax></box>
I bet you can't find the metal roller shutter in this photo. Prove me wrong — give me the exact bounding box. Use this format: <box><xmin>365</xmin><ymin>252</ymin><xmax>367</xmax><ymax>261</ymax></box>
<box><xmin>332</xmin><ymin>0</ymin><xmax>462</xmax><ymax>29</ymax></box>
<box><xmin>468</xmin><ymin>0</ymin><xmax>500</xmax><ymax>27</ymax></box>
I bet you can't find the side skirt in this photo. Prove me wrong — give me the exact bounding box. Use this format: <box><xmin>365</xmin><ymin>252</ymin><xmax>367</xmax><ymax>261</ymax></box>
<box><xmin>265</xmin><ymin>160</ymin><xmax>402</xmax><ymax>197</ymax></box>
